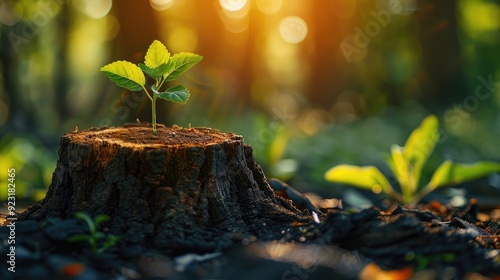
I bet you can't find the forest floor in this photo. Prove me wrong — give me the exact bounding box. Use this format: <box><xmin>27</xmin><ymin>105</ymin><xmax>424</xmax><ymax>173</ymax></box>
<box><xmin>1</xmin><ymin>125</ymin><xmax>499</xmax><ymax>279</ymax></box>
<box><xmin>1</xmin><ymin>192</ymin><xmax>500</xmax><ymax>280</ymax></box>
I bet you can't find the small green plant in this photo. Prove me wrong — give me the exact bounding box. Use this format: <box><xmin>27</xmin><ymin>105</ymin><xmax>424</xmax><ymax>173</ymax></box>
<box><xmin>100</xmin><ymin>40</ymin><xmax>203</xmax><ymax>134</ymax></box>
<box><xmin>68</xmin><ymin>212</ymin><xmax>122</xmax><ymax>254</ymax></box>
<box><xmin>325</xmin><ymin>115</ymin><xmax>500</xmax><ymax>205</ymax></box>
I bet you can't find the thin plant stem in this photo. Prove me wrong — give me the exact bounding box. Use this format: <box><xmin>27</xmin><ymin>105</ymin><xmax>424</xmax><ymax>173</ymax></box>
<box><xmin>410</xmin><ymin>183</ymin><xmax>435</xmax><ymax>206</ymax></box>
<box><xmin>142</xmin><ymin>86</ymin><xmax>157</xmax><ymax>134</ymax></box>
<box><xmin>142</xmin><ymin>87</ymin><xmax>153</xmax><ymax>102</ymax></box>
<box><xmin>157</xmin><ymin>76</ymin><xmax>166</xmax><ymax>90</ymax></box>
<box><xmin>152</xmin><ymin>95</ymin><xmax>157</xmax><ymax>134</ymax></box>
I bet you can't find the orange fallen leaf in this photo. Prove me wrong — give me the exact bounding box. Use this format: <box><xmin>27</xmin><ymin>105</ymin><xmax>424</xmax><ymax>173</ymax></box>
<box><xmin>61</xmin><ymin>262</ymin><xmax>85</xmax><ymax>277</ymax></box>
<box><xmin>360</xmin><ymin>263</ymin><xmax>413</xmax><ymax>280</ymax></box>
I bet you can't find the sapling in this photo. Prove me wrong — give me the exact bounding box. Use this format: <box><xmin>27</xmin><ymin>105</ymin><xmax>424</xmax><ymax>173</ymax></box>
<box><xmin>68</xmin><ymin>212</ymin><xmax>123</xmax><ymax>254</ymax></box>
<box><xmin>100</xmin><ymin>40</ymin><xmax>203</xmax><ymax>134</ymax></box>
<box><xmin>325</xmin><ymin>115</ymin><xmax>500</xmax><ymax>205</ymax></box>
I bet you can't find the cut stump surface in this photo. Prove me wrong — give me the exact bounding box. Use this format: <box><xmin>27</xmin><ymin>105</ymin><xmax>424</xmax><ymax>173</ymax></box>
<box><xmin>19</xmin><ymin>124</ymin><xmax>309</xmax><ymax>250</ymax></box>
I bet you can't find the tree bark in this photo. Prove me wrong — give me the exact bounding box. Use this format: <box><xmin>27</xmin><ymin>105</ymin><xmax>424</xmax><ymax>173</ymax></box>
<box><xmin>19</xmin><ymin>124</ymin><xmax>309</xmax><ymax>250</ymax></box>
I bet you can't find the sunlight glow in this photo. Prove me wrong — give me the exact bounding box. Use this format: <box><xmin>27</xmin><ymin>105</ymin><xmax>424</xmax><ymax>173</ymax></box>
<box><xmin>76</xmin><ymin>0</ymin><xmax>112</xmax><ymax>19</ymax></box>
<box><xmin>462</xmin><ymin>1</ymin><xmax>500</xmax><ymax>32</ymax></box>
<box><xmin>256</xmin><ymin>0</ymin><xmax>282</xmax><ymax>14</ymax></box>
<box><xmin>167</xmin><ymin>25</ymin><xmax>198</xmax><ymax>52</ymax></box>
<box><xmin>265</xmin><ymin>35</ymin><xmax>301</xmax><ymax>85</ymax></box>
<box><xmin>372</xmin><ymin>185</ymin><xmax>382</xmax><ymax>194</ymax></box>
<box><xmin>279</xmin><ymin>16</ymin><xmax>308</xmax><ymax>44</ymax></box>
<box><xmin>217</xmin><ymin>0</ymin><xmax>249</xmax><ymax>34</ymax></box>
<box><xmin>222</xmin><ymin>3</ymin><xmax>249</xmax><ymax>19</ymax></box>
<box><xmin>219</xmin><ymin>0</ymin><xmax>247</xmax><ymax>12</ymax></box>
<box><xmin>150</xmin><ymin>0</ymin><xmax>174</xmax><ymax>11</ymax></box>
<box><xmin>223</xmin><ymin>16</ymin><xmax>249</xmax><ymax>33</ymax></box>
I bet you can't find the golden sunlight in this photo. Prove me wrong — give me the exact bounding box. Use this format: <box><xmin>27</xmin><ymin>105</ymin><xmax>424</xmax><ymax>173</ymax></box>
<box><xmin>167</xmin><ymin>25</ymin><xmax>198</xmax><ymax>52</ymax></box>
<box><xmin>149</xmin><ymin>0</ymin><xmax>174</xmax><ymax>11</ymax></box>
<box><xmin>256</xmin><ymin>0</ymin><xmax>282</xmax><ymax>14</ymax></box>
<box><xmin>279</xmin><ymin>16</ymin><xmax>308</xmax><ymax>44</ymax></box>
<box><xmin>219</xmin><ymin>0</ymin><xmax>248</xmax><ymax>12</ymax></box>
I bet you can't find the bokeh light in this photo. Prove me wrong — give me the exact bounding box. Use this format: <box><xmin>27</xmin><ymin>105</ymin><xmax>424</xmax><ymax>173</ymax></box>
<box><xmin>150</xmin><ymin>0</ymin><xmax>174</xmax><ymax>11</ymax></box>
<box><xmin>279</xmin><ymin>16</ymin><xmax>308</xmax><ymax>44</ymax></box>
<box><xmin>461</xmin><ymin>1</ymin><xmax>500</xmax><ymax>32</ymax></box>
<box><xmin>2</xmin><ymin>0</ymin><xmax>500</xmax><ymax>208</ymax></box>
<box><xmin>223</xmin><ymin>16</ymin><xmax>249</xmax><ymax>33</ymax></box>
<box><xmin>219</xmin><ymin>0</ymin><xmax>247</xmax><ymax>12</ymax></box>
<box><xmin>256</xmin><ymin>0</ymin><xmax>282</xmax><ymax>15</ymax></box>
<box><xmin>74</xmin><ymin>0</ymin><xmax>113</xmax><ymax>19</ymax></box>
<box><xmin>167</xmin><ymin>25</ymin><xmax>198</xmax><ymax>52</ymax></box>
<box><xmin>0</xmin><ymin>1</ymin><xmax>23</xmax><ymax>26</ymax></box>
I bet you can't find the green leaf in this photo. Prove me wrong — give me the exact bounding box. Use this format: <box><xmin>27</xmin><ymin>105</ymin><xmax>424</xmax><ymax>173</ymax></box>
<box><xmin>139</xmin><ymin>63</ymin><xmax>170</xmax><ymax>80</ymax></box>
<box><xmin>429</xmin><ymin>160</ymin><xmax>500</xmax><ymax>190</ymax></box>
<box><xmin>403</xmin><ymin>115</ymin><xmax>439</xmax><ymax>188</ymax></box>
<box><xmin>94</xmin><ymin>214</ymin><xmax>110</xmax><ymax>228</ymax></box>
<box><xmin>389</xmin><ymin>145</ymin><xmax>411</xmax><ymax>193</ymax></box>
<box><xmin>68</xmin><ymin>234</ymin><xmax>90</xmax><ymax>243</ymax></box>
<box><xmin>152</xmin><ymin>84</ymin><xmax>190</xmax><ymax>104</ymax></box>
<box><xmin>95</xmin><ymin>232</ymin><xmax>106</xmax><ymax>239</ymax></box>
<box><xmin>75</xmin><ymin>212</ymin><xmax>96</xmax><ymax>234</ymax></box>
<box><xmin>164</xmin><ymin>52</ymin><xmax>203</xmax><ymax>82</ymax></box>
<box><xmin>100</xmin><ymin>61</ymin><xmax>146</xmax><ymax>91</ymax></box>
<box><xmin>325</xmin><ymin>164</ymin><xmax>393</xmax><ymax>194</ymax></box>
<box><xmin>144</xmin><ymin>40</ymin><xmax>170</xmax><ymax>69</ymax></box>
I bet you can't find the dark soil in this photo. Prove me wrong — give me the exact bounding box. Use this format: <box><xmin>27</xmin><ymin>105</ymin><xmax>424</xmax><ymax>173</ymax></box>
<box><xmin>1</xmin><ymin>125</ymin><xmax>499</xmax><ymax>279</ymax></box>
<box><xmin>89</xmin><ymin>124</ymin><xmax>241</xmax><ymax>146</ymax></box>
<box><xmin>2</xmin><ymin>199</ymin><xmax>500</xmax><ymax>279</ymax></box>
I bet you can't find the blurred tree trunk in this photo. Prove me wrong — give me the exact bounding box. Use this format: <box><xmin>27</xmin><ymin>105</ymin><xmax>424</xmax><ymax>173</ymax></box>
<box><xmin>53</xmin><ymin>4</ymin><xmax>70</xmax><ymax>124</ymax></box>
<box><xmin>195</xmin><ymin>1</ymin><xmax>253</xmax><ymax>109</ymax></box>
<box><xmin>111</xmin><ymin>0</ymin><xmax>160</xmax><ymax>124</ymax></box>
<box><xmin>112</xmin><ymin>1</ymin><xmax>160</xmax><ymax>61</ymax></box>
<box><xmin>417</xmin><ymin>0</ymin><xmax>467</xmax><ymax>108</ymax></box>
<box><xmin>0</xmin><ymin>26</ymin><xmax>35</xmax><ymax>131</ymax></box>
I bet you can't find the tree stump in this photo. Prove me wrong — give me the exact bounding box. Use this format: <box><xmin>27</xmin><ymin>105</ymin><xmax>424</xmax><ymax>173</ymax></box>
<box><xmin>19</xmin><ymin>124</ymin><xmax>309</xmax><ymax>250</ymax></box>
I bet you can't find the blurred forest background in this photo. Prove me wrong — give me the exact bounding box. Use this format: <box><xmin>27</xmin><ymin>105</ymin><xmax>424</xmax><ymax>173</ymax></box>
<box><xmin>1</xmin><ymin>0</ymin><xmax>499</xmax><ymax>207</ymax></box>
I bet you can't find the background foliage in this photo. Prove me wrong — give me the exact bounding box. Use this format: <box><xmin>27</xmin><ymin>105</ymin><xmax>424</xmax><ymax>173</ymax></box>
<box><xmin>1</xmin><ymin>0</ymin><xmax>499</xmax><ymax>207</ymax></box>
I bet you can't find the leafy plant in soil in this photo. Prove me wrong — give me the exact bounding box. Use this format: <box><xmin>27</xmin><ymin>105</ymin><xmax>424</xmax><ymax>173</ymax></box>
<box><xmin>100</xmin><ymin>40</ymin><xmax>203</xmax><ymax>134</ymax></box>
<box><xmin>325</xmin><ymin>115</ymin><xmax>500</xmax><ymax>205</ymax></box>
<box><xmin>67</xmin><ymin>212</ymin><xmax>122</xmax><ymax>254</ymax></box>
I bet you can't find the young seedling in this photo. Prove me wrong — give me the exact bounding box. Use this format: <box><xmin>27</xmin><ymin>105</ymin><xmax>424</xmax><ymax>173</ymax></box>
<box><xmin>325</xmin><ymin>115</ymin><xmax>500</xmax><ymax>205</ymax></box>
<box><xmin>100</xmin><ymin>40</ymin><xmax>203</xmax><ymax>134</ymax></box>
<box><xmin>68</xmin><ymin>212</ymin><xmax>122</xmax><ymax>254</ymax></box>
